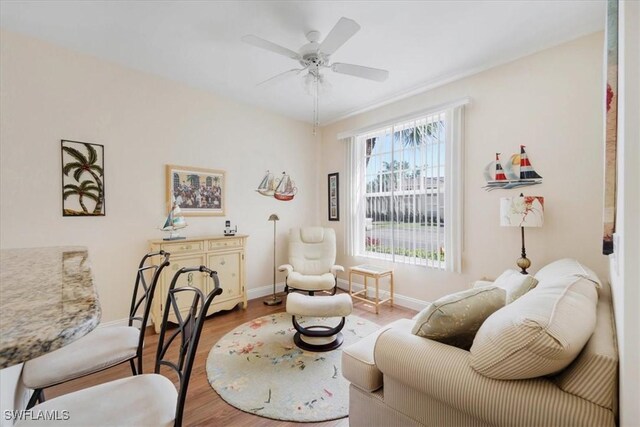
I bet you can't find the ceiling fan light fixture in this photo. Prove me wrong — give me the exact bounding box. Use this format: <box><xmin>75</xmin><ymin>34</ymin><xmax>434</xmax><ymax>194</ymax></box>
<box><xmin>242</xmin><ymin>17</ymin><xmax>389</xmax><ymax>134</ymax></box>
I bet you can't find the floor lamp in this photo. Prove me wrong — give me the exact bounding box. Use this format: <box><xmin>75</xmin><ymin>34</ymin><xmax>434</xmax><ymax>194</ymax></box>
<box><xmin>500</xmin><ymin>194</ymin><xmax>544</xmax><ymax>274</ymax></box>
<box><xmin>264</xmin><ymin>213</ymin><xmax>282</xmax><ymax>305</ymax></box>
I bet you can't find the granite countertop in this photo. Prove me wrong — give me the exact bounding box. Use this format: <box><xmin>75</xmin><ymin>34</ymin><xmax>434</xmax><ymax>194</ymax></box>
<box><xmin>0</xmin><ymin>246</ymin><xmax>101</xmax><ymax>369</ymax></box>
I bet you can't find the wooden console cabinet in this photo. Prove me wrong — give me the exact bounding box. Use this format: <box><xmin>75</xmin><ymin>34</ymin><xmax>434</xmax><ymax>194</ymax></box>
<box><xmin>149</xmin><ymin>235</ymin><xmax>248</xmax><ymax>333</ymax></box>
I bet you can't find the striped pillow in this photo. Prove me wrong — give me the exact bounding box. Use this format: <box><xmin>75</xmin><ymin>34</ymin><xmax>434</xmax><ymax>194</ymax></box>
<box><xmin>411</xmin><ymin>286</ymin><xmax>506</xmax><ymax>350</ymax></box>
<box><xmin>469</xmin><ymin>276</ymin><xmax>598</xmax><ymax>379</ymax></box>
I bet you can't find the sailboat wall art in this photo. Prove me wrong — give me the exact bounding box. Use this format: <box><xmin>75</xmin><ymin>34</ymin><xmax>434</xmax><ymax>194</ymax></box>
<box><xmin>482</xmin><ymin>145</ymin><xmax>543</xmax><ymax>191</ymax></box>
<box><xmin>256</xmin><ymin>171</ymin><xmax>297</xmax><ymax>201</ymax></box>
<box><xmin>160</xmin><ymin>197</ymin><xmax>187</xmax><ymax>240</ymax></box>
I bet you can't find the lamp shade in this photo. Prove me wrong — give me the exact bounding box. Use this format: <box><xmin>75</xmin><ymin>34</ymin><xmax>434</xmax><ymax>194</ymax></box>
<box><xmin>500</xmin><ymin>196</ymin><xmax>544</xmax><ymax>227</ymax></box>
<box><xmin>268</xmin><ymin>214</ymin><xmax>279</xmax><ymax>221</ymax></box>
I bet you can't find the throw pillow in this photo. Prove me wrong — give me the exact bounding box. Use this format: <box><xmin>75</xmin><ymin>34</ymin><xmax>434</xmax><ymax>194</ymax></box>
<box><xmin>469</xmin><ymin>275</ymin><xmax>599</xmax><ymax>380</ymax></box>
<box><xmin>473</xmin><ymin>271</ymin><xmax>537</xmax><ymax>303</ymax></box>
<box><xmin>471</xmin><ymin>280</ymin><xmax>494</xmax><ymax>289</ymax></box>
<box><xmin>534</xmin><ymin>258</ymin><xmax>602</xmax><ymax>287</ymax></box>
<box><xmin>493</xmin><ymin>269</ymin><xmax>538</xmax><ymax>303</ymax></box>
<box><xmin>411</xmin><ymin>286</ymin><xmax>506</xmax><ymax>350</ymax></box>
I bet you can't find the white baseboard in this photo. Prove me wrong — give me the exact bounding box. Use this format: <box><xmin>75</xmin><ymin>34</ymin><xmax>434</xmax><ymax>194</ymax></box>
<box><xmin>336</xmin><ymin>278</ymin><xmax>427</xmax><ymax>312</ymax></box>
<box><xmin>246</xmin><ymin>281</ymin><xmax>287</xmax><ymax>300</ymax></box>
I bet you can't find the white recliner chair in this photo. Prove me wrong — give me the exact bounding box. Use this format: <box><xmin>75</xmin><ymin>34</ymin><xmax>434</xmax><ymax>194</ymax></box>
<box><xmin>279</xmin><ymin>227</ymin><xmax>344</xmax><ymax>295</ymax></box>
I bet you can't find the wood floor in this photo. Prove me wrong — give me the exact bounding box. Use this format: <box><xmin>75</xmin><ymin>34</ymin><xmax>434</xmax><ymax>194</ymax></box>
<box><xmin>48</xmin><ymin>290</ymin><xmax>416</xmax><ymax>426</ymax></box>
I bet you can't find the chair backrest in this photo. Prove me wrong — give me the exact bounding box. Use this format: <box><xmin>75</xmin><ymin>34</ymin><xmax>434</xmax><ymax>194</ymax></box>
<box><xmin>128</xmin><ymin>250</ymin><xmax>171</xmax><ymax>374</ymax></box>
<box><xmin>288</xmin><ymin>227</ymin><xmax>336</xmax><ymax>275</ymax></box>
<box><xmin>155</xmin><ymin>266</ymin><xmax>222</xmax><ymax>427</ymax></box>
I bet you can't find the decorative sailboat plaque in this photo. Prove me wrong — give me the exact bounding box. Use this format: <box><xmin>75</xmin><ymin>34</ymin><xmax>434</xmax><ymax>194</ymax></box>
<box><xmin>274</xmin><ymin>172</ymin><xmax>297</xmax><ymax>201</ymax></box>
<box><xmin>256</xmin><ymin>170</ymin><xmax>278</xmax><ymax>197</ymax></box>
<box><xmin>483</xmin><ymin>145</ymin><xmax>543</xmax><ymax>191</ymax></box>
<box><xmin>161</xmin><ymin>198</ymin><xmax>187</xmax><ymax>240</ymax></box>
<box><xmin>256</xmin><ymin>171</ymin><xmax>297</xmax><ymax>201</ymax></box>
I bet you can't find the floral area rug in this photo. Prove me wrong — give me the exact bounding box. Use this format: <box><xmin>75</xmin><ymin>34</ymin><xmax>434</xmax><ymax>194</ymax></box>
<box><xmin>206</xmin><ymin>312</ymin><xmax>379</xmax><ymax>422</ymax></box>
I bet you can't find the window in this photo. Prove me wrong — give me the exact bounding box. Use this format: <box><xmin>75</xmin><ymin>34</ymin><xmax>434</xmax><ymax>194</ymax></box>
<box><xmin>345</xmin><ymin>103</ymin><xmax>465</xmax><ymax>272</ymax></box>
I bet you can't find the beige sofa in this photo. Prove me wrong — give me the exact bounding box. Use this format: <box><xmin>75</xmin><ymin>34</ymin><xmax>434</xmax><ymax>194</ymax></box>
<box><xmin>342</xmin><ymin>261</ymin><xmax>618</xmax><ymax>427</ymax></box>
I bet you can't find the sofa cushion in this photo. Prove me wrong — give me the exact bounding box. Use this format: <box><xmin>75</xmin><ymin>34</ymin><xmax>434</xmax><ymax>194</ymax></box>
<box><xmin>470</xmin><ymin>275</ymin><xmax>599</xmax><ymax>379</ymax></box>
<box><xmin>534</xmin><ymin>258</ymin><xmax>601</xmax><ymax>287</ymax></box>
<box><xmin>473</xmin><ymin>270</ymin><xmax>537</xmax><ymax>303</ymax></box>
<box><xmin>411</xmin><ymin>287</ymin><xmax>506</xmax><ymax>350</ymax></box>
<box><xmin>342</xmin><ymin>318</ymin><xmax>413</xmax><ymax>392</ymax></box>
<box><xmin>551</xmin><ymin>283</ymin><xmax>618</xmax><ymax>410</ymax></box>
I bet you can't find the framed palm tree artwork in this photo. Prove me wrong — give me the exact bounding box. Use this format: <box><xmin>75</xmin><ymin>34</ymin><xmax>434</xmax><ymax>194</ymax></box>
<box><xmin>61</xmin><ymin>140</ymin><xmax>105</xmax><ymax>216</ymax></box>
<box><xmin>166</xmin><ymin>165</ymin><xmax>225</xmax><ymax>216</ymax></box>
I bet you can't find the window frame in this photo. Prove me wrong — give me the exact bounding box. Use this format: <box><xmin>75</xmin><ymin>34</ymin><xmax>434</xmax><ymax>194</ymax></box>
<box><xmin>344</xmin><ymin>100</ymin><xmax>466</xmax><ymax>272</ymax></box>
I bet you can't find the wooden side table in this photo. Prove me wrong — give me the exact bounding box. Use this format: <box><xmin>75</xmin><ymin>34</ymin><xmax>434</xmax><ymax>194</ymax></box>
<box><xmin>349</xmin><ymin>264</ymin><xmax>394</xmax><ymax>314</ymax></box>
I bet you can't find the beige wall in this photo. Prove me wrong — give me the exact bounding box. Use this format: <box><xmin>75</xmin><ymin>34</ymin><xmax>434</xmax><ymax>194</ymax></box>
<box><xmin>0</xmin><ymin>30</ymin><xmax>320</xmax><ymax>323</ymax></box>
<box><xmin>320</xmin><ymin>32</ymin><xmax>608</xmax><ymax>303</ymax></box>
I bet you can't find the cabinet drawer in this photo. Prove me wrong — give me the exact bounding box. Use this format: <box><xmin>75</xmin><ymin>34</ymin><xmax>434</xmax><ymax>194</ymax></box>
<box><xmin>162</xmin><ymin>241</ymin><xmax>203</xmax><ymax>254</ymax></box>
<box><xmin>208</xmin><ymin>239</ymin><xmax>241</xmax><ymax>250</ymax></box>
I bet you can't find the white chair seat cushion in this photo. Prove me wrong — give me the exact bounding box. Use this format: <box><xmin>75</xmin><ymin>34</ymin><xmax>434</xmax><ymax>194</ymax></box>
<box><xmin>287</xmin><ymin>271</ymin><xmax>335</xmax><ymax>291</ymax></box>
<box><xmin>286</xmin><ymin>293</ymin><xmax>353</xmax><ymax>317</ymax></box>
<box><xmin>23</xmin><ymin>326</ymin><xmax>139</xmax><ymax>389</ymax></box>
<box><xmin>16</xmin><ymin>374</ymin><xmax>177</xmax><ymax>427</ymax></box>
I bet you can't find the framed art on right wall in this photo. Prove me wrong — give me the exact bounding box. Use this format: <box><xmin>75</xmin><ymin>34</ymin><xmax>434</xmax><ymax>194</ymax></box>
<box><xmin>328</xmin><ymin>172</ymin><xmax>339</xmax><ymax>221</ymax></box>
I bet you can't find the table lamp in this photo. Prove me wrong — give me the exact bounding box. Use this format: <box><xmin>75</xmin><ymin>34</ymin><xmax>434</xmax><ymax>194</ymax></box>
<box><xmin>500</xmin><ymin>194</ymin><xmax>544</xmax><ymax>274</ymax></box>
<box><xmin>264</xmin><ymin>213</ymin><xmax>282</xmax><ymax>305</ymax></box>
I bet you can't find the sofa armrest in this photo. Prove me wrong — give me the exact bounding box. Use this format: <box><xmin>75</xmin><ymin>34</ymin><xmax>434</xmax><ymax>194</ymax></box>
<box><xmin>278</xmin><ymin>264</ymin><xmax>293</xmax><ymax>275</ymax></box>
<box><xmin>374</xmin><ymin>327</ymin><xmax>614</xmax><ymax>427</ymax></box>
<box><xmin>331</xmin><ymin>265</ymin><xmax>345</xmax><ymax>276</ymax></box>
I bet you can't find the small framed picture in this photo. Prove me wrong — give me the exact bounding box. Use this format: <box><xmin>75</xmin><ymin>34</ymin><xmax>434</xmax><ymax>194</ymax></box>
<box><xmin>166</xmin><ymin>165</ymin><xmax>225</xmax><ymax>216</ymax></box>
<box><xmin>328</xmin><ymin>172</ymin><xmax>339</xmax><ymax>221</ymax></box>
<box><xmin>61</xmin><ymin>140</ymin><xmax>105</xmax><ymax>216</ymax></box>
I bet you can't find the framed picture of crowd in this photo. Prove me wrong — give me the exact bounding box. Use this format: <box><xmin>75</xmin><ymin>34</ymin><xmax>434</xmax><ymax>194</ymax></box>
<box><xmin>166</xmin><ymin>165</ymin><xmax>225</xmax><ymax>216</ymax></box>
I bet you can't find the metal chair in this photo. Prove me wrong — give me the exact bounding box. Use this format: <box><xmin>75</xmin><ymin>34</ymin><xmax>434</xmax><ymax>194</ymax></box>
<box><xmin>22</xmin><ymin>250</ymin><xmax>171</xmax><ymax>409</ymax></box>
<box><xmin>17</xmin><ymin>266</ymin><xmax>222</xmax><ymax>427</ymax></box>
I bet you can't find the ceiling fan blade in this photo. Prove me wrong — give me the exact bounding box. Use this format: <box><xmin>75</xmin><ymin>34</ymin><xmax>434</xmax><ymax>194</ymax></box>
<box><xmin>331</xmin><ymin>63</ymin><xmax>389</xmax><ymax>82</ymax></box>
<box><xmin>319</xmin><ymin>17</ymin><xmax>360</xmax><ymax>55</ymax></box>
<box><xmin>242</xmin><ymin>35</ymin><xmax>300</xmax><ymax>60</ymax></box>
<box><xmin>257</xmin><ymin>68</ymin><xmax>306</xmax><ymax>87</ymax></box>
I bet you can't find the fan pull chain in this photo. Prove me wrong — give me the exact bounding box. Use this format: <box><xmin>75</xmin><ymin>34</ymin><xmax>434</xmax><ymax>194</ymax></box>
<box><xmin>313</xmin><ymin>73</ymin><xmax>319</xmax><ymax>136</ymax></box>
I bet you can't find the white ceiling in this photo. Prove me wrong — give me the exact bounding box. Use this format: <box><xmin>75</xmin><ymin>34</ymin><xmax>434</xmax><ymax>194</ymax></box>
<box><xmin>0</xmin><ymin>1</ymin><xmax>605</xmax><ymax>125</ymax></box>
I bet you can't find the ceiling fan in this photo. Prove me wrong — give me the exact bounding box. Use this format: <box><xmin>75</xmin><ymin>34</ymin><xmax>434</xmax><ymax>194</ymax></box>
<box><xmin>242</xmin><ymin>17</ymin><xmax>389</xmax><ymax>87</ymax></box>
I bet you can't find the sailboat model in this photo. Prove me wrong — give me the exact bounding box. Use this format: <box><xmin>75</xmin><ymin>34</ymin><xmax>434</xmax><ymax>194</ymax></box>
<box><xmin>161</xmin><ymin>199</ymin><xmax>187</xmax><ymax>240</ymax></box>
<box><xmin>483</xmin><ymin>145</ymin><xmax>543</xmax><ymax>191</ymax></box>
<box><xmin>273</xmin><ymin>172</ymin><xmax>297</xmax><ymax>201</ymax></box>
<box><xmin>256</xmin><ymin>170</ymin><xmax>278</xmax><ymax>197</ymax></box>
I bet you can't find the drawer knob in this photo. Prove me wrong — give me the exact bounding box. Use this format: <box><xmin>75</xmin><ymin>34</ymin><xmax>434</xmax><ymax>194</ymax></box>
<box><xmin>180</xmin><ymin>245</ymin><xmax>191</xmax><ymax>250</ymax></box>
